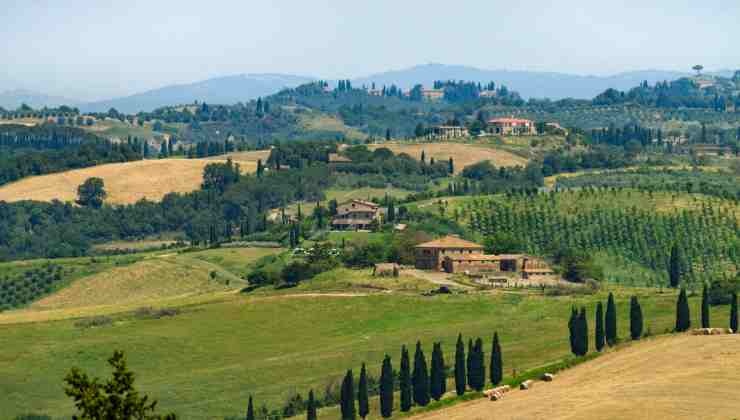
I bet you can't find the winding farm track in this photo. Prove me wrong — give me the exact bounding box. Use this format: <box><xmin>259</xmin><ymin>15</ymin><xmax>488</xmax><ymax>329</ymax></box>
<box><xmin>411</xmin><ymin>334</ymin><xmax>740</xmax><ymax>420</ymax></box>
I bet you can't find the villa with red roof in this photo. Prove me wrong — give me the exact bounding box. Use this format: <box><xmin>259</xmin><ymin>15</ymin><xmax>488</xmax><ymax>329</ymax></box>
<box><xmin>488</xmin><ymin>117</ymin><xmax>536</xmax><ymax>135</ymax></box>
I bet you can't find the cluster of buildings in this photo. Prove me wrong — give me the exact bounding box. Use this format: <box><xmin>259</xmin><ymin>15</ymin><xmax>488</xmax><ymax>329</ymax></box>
<box><xmin>413</xmin><ymin>235</ymin><xmax>552</xmax><ymax>278</ymax></box>
<box><xmin>325</xmin><ymin>200</ymin><xmax>555</xmax><ymax>280</ymax></box>
<box><xmin>427</xmin><ymin>117</ymin><xmax>537</xmax><ymax>140</ymax></box>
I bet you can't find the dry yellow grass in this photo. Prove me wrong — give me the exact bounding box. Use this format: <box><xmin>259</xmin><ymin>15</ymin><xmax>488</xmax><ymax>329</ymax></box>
<box><xmin>367</xmin><ymin>142</ymin><xmax>527</xmax><ymax>173</ymax></box>
<box><xmin>411</xmin><ymin>334</ymin><xmax>740</xmax><ymax>420</ymax></box>
<box><xmin>29</xmin><ymin>256</ymin><xmax>237</xmax><ymax>312</ymax></box>
<box><xmin>0</xmin><ymin>157</ymin><xmax>258</xmax><ymax>204</ymax></box>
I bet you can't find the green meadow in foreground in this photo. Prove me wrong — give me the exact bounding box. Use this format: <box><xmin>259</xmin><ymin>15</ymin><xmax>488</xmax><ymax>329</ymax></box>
<box><xmin>0</xmin><ymin>286</ymin><xmax>722</xmax><ymax>419</ymax></box>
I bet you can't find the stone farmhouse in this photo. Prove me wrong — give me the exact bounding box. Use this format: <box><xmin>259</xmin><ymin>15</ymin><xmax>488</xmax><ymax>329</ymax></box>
<box><xmin>330</xmin><ymin>199</ymin><xmax>382</xmax><ymax>231</ymax></box>
<box><xmin>414</xmin><ymin>235</ymin><xmax>553</xmax><ymax>278</ymax></box>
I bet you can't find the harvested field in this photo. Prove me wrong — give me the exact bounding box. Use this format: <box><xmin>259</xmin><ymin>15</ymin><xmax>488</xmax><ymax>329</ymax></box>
<box><xmin>0</xmin><ymin>157</ymin><xmax>258</xmax><ymax>204</ymax></box>
<box><xmin>28</xmin><ymin>257</ymin><xmax>237</xmax><ymax>312</ymax></box>
<box><xmin>366</xmin><ymin>142</ymin><xmax>527</xmax><ymax>173</ymax></box>
<box><xmin>411</xmin><ymin>334</ymin><xmax>740</xmax><ymax>420</ymax></box>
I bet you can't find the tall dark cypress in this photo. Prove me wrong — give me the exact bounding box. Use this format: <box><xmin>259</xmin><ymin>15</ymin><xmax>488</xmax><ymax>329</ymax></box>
<box><xmin>595</xmin><ymin>302</ymin><xmax>605</xmax><ymax>351</ymax></box>
<box><xmin>568</xmin><ymin>306</ymin><xmax>578</xmax><ymax>356</ymax></box>
<box><xmin>577</xmin><ymin>307</ymin><xmax>589</xmax><ymax>356</ymax></box>
<box><xmin>676</xmin><ymin>288</ymin><xmax>691</xmax><ymax>332</ymax></box>
<box><xmin>466</xmin><ymin>339</ymin><xmax>474</xmax><ymax>389</ymax></box>
<box><xmin>490</xmin><ymin>332</ymin><xmax>503</xmax><ymax>386</ymax></box>
<box><xmin>454</xmin><ymin>334</ymin><xmax>466</xmax><ymax>396</ymax></box>
<box><xmin>340</xmin><ymin>369</ymin><xmax>356</xmax><ymax>420</ymax></box>
<box><xmin>379</xmin><ymin>355</ymin><xmax>394</xmax><ymax>418</ymax></box>
<box><xmin>731</xmin><ymin>292</ymin><xmax>738</xmax><ymax>334</ymax></box>
<box><xmin>246</xmin><ymin>395</ymin><xmax>254</xmax><ymax>420</ymax></box>
<box><xmin>306</xmin><ymin>390</ymin><xmax>317</xmax><ymax>420</ymax></box>
<box><xmin>470</xmin><ymin>338</ymin><xmax>485</xmax><ymax>391</ymax></box>
<box><xmin>430</xmin><ymin>342</ymin><xmax>445</xmax><ymax>401</ymax></box>
<box><xmin>400</xmin><ymin>346</ymin><xmax>412</xmax><ymax>412</ymax></box>
<box><xmin>358</xmin><ymin>363</ymin><xmax>369</xmax><ymax>419</ymax></box>
<box><xmin>668</xmin><ymin>244</ymin><xmax>682</xmax><ymax>288</ymax></box>
<box><xmin>412</xmin><ymin>341</ymin><xmax>430</xmax><ymax>406</ymax></box>
<box><xmin>630</xmin><ymin>296</ymin><xmax>643</xmax><ymax>340</ymax></box>
<box><xmin>605</xmin><ymin>292</ymin><xmax>617</xmax><ymax>346</ymax></box>
<box><xmin>701</xmin><ymin>283</ymin><xmax>710</xmax><ymax>328</ymax></box>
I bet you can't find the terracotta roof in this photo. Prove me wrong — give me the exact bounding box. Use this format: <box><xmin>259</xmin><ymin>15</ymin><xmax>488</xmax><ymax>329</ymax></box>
<box><xmin>415</xmin><ymin>235</ymin><xmax>484</xmax><ymax>249</ymax></box>
<box><xmin>328</xmin><ymin>153</ymin><xmax>352</xmax><ymax>163</ymax></box>
<box><xmin>444</xmin><ymin>254</ymin><xmax>501</xmax><ymax>261</ymax></box>
<box><xmin>488</xmin><ymin>117</ymin><xmax>533</xmax><ymax>124</ymax></box>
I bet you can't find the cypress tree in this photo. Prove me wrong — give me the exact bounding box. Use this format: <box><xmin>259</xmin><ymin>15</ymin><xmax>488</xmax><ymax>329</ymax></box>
<box><xmin>358</xmin><ymin>363</ymin><xmax>369</xmax><ymax>419</ymax></box>
<box><xmin>568</xmin><ymin>306</ymin><xmax>578</xmax><ymax>356</ymax></box>
<box><xmin>430</xmin><ymin>343</ymin><xmax>445</xmax><ymax>401</ymax></box>
<box><xmin>490</xmin><ymin>332</ymin><xmax>503</xmax><ymax>386</ymax></box>
<box><xmin>676</xmin><ymin>288</ymin><xmax>691</xmax><ymax>332</ymax></box>
<box><xmin>630</xmin><ymin>296</ymin><xmax>643</xmax><ymax>340</ymax></box>
<box><xmin>454</xmin><ymin>334</ymin><xmax>466</xmax><ymax>396</ymax></box>
<box><xmin>306</xmin><ymin>390</ymin><xmax>317</xmax><ymax>420</ymax></box>
<box><xmin>246</xmin><ymin>395</ymin><xmax>254</xmax><ymax>420</ymax></box>
<box><xmin>701</xmin><ymin>283</ymin><xmax>710</xmax><ymax>328</ymax></box>
<box><xmin>412</xmin><ymin>341</ymin><xmax>430</xmax><ymax>406</ymax></box>
<box><xmin>340</xmin><ymin>369</ymin><xmax>356</xmax><ymax>420</ymax></box>
<box><xmin>668</xmin><ymin>244</ymin><xmax>682</xmax><ymax>288</ymax></box>
<box><xmin>379</xmin><ymin>355</ymin><xmax>394</xmax><ymax>418</ymax></box>
<box><xmin>595</xmin><ymin>302</ymin><xmax>605</xmax><ymax>351</ymax></box>
<box><xmin>577</xmin><ymin>307</ymin><xmax>589</xmax><ymax>356</ymax></box>
<box><xmin>605</xmin><ymin>292</ymin><xmax>617</xmax><ymax>346</ymax></box>
<box><xmin>731</xmin><ymin>292</ymin><xmax>738</xmax><ymax>334</ymax></box>
<box><xmin>470</xmin><ymin>338</ymin><xmax>485</xmax><ymax>391</ymax></box>
<box><xmin>466</xmin><ymin>339</ymin><xmax>474</xmax><ymax>389</ymax></box>
<box><xmin>400</xmin><ymin>346</ymin><xmax>412</xmax><ymax>412</ymax></box>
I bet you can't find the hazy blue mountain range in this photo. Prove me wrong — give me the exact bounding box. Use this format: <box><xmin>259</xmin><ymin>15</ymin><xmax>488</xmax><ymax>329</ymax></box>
<box><xmin>3</xmin><ymin>65</ymin><xmax>736</xmax><ymax>113</ymax></box>
<box><xmin>0</xmin><ymin>89</ymin><xmax>80</xmax><ymax>110</ymax></box>
<box><xmin>79</xmin><ymin>73</ymin><xmax>315</xmax><ymax>113</ymax></box>
<box><xmin>352</xmin><ymin>63</ymin><xmax>704</xmax><ymax>99</ymax></box>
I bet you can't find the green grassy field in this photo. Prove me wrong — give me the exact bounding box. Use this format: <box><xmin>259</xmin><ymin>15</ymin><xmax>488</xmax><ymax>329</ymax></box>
<box><xmin>0</xmin><ymin>283</ymin><xmax>724</xmax><ymax>419</ymax></box>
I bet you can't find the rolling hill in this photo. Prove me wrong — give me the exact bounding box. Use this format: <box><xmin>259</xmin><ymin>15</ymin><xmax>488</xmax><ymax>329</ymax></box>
<box><xmin>411</xmin><ymin>334</ymin><xmax>740</xmax><ymax>420</ymax></box>
<box><xmin>0</xmin><ymin>89</ymin><xmax>80</xmax><ymax>109</ymax></box>
<box><xmin>0</xmin><ymin>151</ymin><xmax>268</xmax><ymax>205</ymax></box>
<box><xmin>353</xmin><ymin>63</ymin><xmax>694</xmax><ymax>99</ymax></box>
<box><xmin>80</xmin><ymin>73</ymin><xmax>314</xmax><ymax>113</ymax></box>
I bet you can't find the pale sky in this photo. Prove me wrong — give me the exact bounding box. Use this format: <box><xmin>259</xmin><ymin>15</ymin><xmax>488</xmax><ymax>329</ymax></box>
<box><xmin>1</xmin><ymin>0</ymin><xmax>738</xmax><ymax>101</ymax></box>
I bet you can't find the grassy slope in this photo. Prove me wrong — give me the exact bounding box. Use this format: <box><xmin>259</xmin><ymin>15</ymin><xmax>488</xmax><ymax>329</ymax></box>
<box><xmin>366</xmin><ymin>142</ymin><xmax>528</xmax><ymax>173</ymax></box>
<box><xmin>0</xmin><ymin>157</ymin><xmax>259</xmax><ymax>205</ymax></box>
<box><xmin>0</xmin><ymin>247</ymin><xmax>282</xmax><ymax>324</ymax></box>
<box><xmin>0</xmin><ymin>285</ymin><xmax>723</xmax><ymax>418</ymax></box>
<box><xmin>409</xmin><ymin>334</ymin><xmax>740</xmax><ymax>420</ymax></box>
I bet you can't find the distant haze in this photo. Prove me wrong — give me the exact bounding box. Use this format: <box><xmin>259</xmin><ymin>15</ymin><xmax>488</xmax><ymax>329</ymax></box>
<box><xmin>1</xmin><ymin>0</ymin><xmax>738</xmax><ymax>102</ymax></box>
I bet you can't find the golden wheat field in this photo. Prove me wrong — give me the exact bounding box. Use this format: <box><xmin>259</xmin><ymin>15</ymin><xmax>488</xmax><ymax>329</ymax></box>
<box><xmin>366</xmin><ymin>142</ymin><xmax>528</xmax><ymax>173</ymax></box>
<box><xmin>411</xmin><ymin>334</ymin><xmax>740</xmax><ymax>420</ymax></box>
<box><xmin>0</xmin><ymin>151</ymin><xmax>268</xmax><ymax>205</ymax></box>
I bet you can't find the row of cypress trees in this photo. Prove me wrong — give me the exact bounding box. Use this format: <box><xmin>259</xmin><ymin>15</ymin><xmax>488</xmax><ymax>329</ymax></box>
<box><xmin>334</xmin><ymin>334</ymin><xmax>503</xmax><ymax>419</ymax></box>
<box><xmin>677</xmin><ymin>285</ymin><xmax>738</xmax><ymax>333</ymax></box>
<box><xmin>570</xmin><ymin>292</ymin><xmax>645</xmax><ymax>356</ymax></box>
<box><xmin>248</xmin><ymin>290</ymin><xmax>740</xmax><ymax>419</ymax></box>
